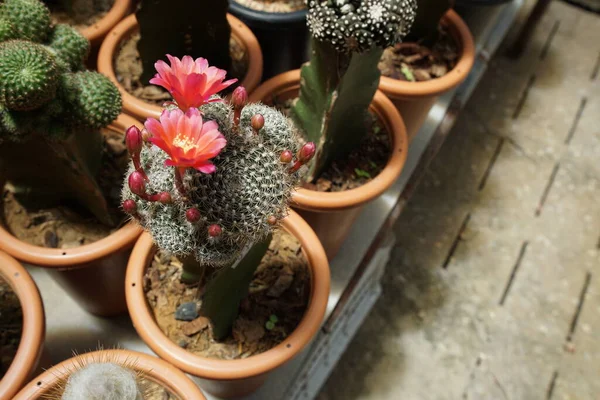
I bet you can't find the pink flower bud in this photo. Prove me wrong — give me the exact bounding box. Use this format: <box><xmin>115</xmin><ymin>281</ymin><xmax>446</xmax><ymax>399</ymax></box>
<box><xmin>158</xmin><ymin>192</ymin><xmax>172</xmax><ymax>204</ymax></box>
<box><xmin>141</xmin><ymin>129</ymin><xmax>152</xmax><ymax>143</ymax></box>
<box><xmin>280</xmin><ymin>150</ymin><xmax>293</xmax><ymax>164</ymax></box>
<box><xmin>208</xmin><ymin>224</ymin><xmax>222</xmax><ymax>237</ymax></box>
<box><xmin>231</xmin><ymin>86</ymin><xmax>248</xmax><ymax>108</ymax></box>
<box><xmin>186</xmin><ymin>208</ymin><xmax>201</xmax><ymax>223</ymax></box>
<box><xmin>128</xmin><ymin>171</ymin><xmax>147</xmax><ymax>197</ymax></box>
<box><xmin>267</xmin><ymin>216</ymin><xmax>277</xmax><ymax>225</ymax></box>
<box><xmin>251</xmin><ymin>114</ymin><xmax>264</xmax><ymax>132</ymax></box>
<box><xmin>298</xmin><ymin>142</ymin><xmax>316</xmax><ymax>163</ymax></box>
<box><xmin>126</xmin><ymin>126</ymin><xmax>143</xmax><ymax>156</ymax></box>
<box><xmin>122</xmin><ymin>199</ymin><xmax>137</xmax><ymax>214</ymax></box>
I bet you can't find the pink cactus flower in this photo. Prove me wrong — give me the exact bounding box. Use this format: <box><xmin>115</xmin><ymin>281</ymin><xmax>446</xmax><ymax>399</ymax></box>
<box><xmin>150</xmin><ymin>55</ymin><xmax>237</xmax><ymax>111</ymax></box>
<box><xmin>145</xmin><ymin>108</ymin><xmax>226</xmax><ymax>173</ymax></box>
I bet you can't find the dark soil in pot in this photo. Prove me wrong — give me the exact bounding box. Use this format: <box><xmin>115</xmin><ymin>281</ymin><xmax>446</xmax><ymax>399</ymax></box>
<box><xmin>115</xmin><ymin>33</ymin><xmax>249</xmax><ymax>107</ymax></box>
<box><xmin>0</xmin><ymin>276</ymin><xmax>22</xmax><ymax>379</ymax></box>
<box><xmin>144</xmin><ymin>230</ymin><xmax>310</xmax><ymax>359</ymax></box>
<box><xmin>276</xmin><ymin>100</ymin><xmax>392</xmax><ymax>193</ymax></box>
<box><xmin>233</xmin><ymin>0</ymin><xmax>305</xmax><ymax>13</ymax></box>
<box><xmin>1</xmin><ymin>129</ymin><xmax>128</xmax><ymax>249</ymax></box>
<box><xmin>379</xmin><ymin>28</ymin><xmax>459</xmax><ymax>82</ymax></box>
<box><xmin>47</xmin><ymin>0</ymin><xmax>114</xmax><ymax>31</ymax></box>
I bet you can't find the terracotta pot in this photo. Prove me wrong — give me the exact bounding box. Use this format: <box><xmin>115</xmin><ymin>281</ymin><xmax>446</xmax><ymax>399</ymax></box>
<box><xmin>126</xmin><ymin>210</ymin><xmax>330</xmax><ymax>398</ymax></box>
<box><xmin>249</xmin><ymin>70</ymin><xmax>408</xmax><ymax>260</ymax></box>
<box><xmin>0</xmin><ymin>251</ymin><xmax>45</xmax><ymax>400</ymax></box>
<box><xmin>0</xmin><ymin>114</ymin><xmax>143</xmax><ymax>317</ymax></box>
<box><xmin>13</xmin><ymin>349</ymin><xmax>207</xmax><ymax>399</ymax></box>
<box><xmin>378</xmin><ymin>9</ymin><xmax>475</xmax><ymax>142</ymax></box>
<box><xmin>80</xmin><ymin>0</ymin><xmax>132</xmax><ymax>47</ymax></box>
<box><xmin>98</xmin><ymin>13</ymin><xmax>264</xmax><ymax>121</ymax></box>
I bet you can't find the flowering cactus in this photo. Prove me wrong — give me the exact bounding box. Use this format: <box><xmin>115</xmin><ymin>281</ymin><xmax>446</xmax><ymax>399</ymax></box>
<box><xmin>136</xmin><ymin>0</ymin><xmax>232</xmax><ymax>84</ymax></box>
<box><xmin>122</xmin><ymin>57</ymin><xmax>314</xmax><ymax>338</ymax></box>
<box><xmin>291</xmin><ymin>0</ymin><xmax>417</xmax><ymax>181</ymax></box>
<box><xmin>0</xmin><ymin>0</ymin><xmax>121</xmax><ymax>225</ymax></box>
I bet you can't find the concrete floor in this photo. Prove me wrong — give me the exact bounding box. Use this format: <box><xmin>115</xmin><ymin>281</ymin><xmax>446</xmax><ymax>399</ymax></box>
<box><xmin>318</xmin><ymin>1</ymin><xmax>600</xmax><ymax>399</ymax></box>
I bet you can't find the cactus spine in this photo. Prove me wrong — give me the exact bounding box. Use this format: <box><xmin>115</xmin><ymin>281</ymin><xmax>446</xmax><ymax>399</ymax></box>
<box><xmin>136</xmin><ymin>0</ymin><xmax>232</xmax><ymax>84</ymax></box>
<box><xmin>291</xmin><ymin>0</ymin><xmax>417</xmax><ymax>181</ymax></box>
<box><xmin>0</xmin><ymin>0</ymin><xmax>122</xmax><ymax>225</ymax></box>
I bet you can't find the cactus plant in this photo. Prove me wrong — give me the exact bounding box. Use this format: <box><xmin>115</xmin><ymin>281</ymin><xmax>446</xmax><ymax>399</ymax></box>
<box><xmin>122</xmin><ymin>56</ymin><xmax>314</xmax><ymax>339</ymax></box>
<box><xmin>61</xmin><ymin>363</ymin><xmax>143</xmax><ymax>400</ymax></box>
<box><xmin>0</xmin><ymin>0</ymin><xmax>122</xmax><ymax>225</ymax></box>
<box><xmin>404</xmin><ymin>0</ymin><xmax>454</xmax><ymax>46</ymax></box>
<box><xmin>290</xmin><ymin>0</ymin><xmax>417</xmax><ymax>181</ymax></box>
<box><xmin>136</xmin><ymin>0</ymin><xmax>232</xmax><ymax>84</ymax></box>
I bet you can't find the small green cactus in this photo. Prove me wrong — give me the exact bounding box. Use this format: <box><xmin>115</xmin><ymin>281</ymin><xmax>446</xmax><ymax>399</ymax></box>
<box><xmin>0</xmin><ymin>0</ymin><xmax>122</xmax><ymax>225</ymax></box>
<box><xmin>0</xmin><ymin>0</ymin><xmax>52</xmax><ymax>43</ymax></box>
<box><xmin>291</xmin><ymin>0</ymin><xmax>416</xmax><ymax>181</ymax></box>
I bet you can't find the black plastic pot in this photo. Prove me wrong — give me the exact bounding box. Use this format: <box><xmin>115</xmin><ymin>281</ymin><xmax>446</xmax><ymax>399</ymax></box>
<box><xmin>454</xmin><ymin>0</ymin><xmax>512</xmax><ymax>44</ymax></box>
<box><xmin>228</xmin><ymin>2</ymin><xmax>308</xmax><ymax>81</ymax></box>
<box><xmin>456</xmin><ymin>0</ymin><xmax>512</xmax><ymax>5</ymax></box>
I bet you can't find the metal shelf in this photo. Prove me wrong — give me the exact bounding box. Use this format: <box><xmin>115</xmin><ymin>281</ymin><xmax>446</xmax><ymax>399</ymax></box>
<box><xmin>26</xmin><ymin>2</ymin><xmax>523</xmax><ymax>399</ymax></box>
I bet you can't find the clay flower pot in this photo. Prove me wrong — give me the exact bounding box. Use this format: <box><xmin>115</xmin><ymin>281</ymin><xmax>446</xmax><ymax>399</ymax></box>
<box><xmin>378</xmin><ymin>9</ymin><xmax>475</xmax><ymax>142</ymax></box>
<box><xmin>0</xmin><ymin>114</ymin><xmax>143</xmax><ymax>317</ymax></box>
<box><xmin>81</xmin><ymin>0</ymin><xmax>132</xmax><ymax>48</ymax></box>
<box><xmin>0</xmin><ymin>252</ymin><xmax>45</xmax><ymax>400</ymax></box>
<box><xmin>13</xmin><ymin>349</ymin><xmax>207</xmax><ymax>399</ymax></box>
<box><xmin>250</xmin><ymin>70</ymin><xmax>408</xmax><ymax>260</ymax></box>
<box><xmin>98</xmin><ymin>13</ymin><xmax>263</xmax><ymax>121</ymax></box>
<box><xmin>125</xmin><ymin>210</ymin><xmax>330</xmax><ymax>398</ymax></box>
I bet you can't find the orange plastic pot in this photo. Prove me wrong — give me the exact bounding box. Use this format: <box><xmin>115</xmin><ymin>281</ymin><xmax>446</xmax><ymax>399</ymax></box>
<box><xmin>250</xmin><ymin>70</ymin><xmax>408</xmax><ymax>260</ymax></box>
<box><xmin>0</xmin><ymin>252</ymin><xmax>45</xmax><ymax>400</ymax></box>
<box><xmin>378</xmin><ymin>9</ymin><xmax>475</xmax><ymax>141</ymax></box>
<box><xmin>81</xmin><ymin>0</ymin><xmax>132</xmax><ymax>48</ymax></box>
<box><xmin>13</xmin><ymin>349</ymin><xmax>206</xmax><ymax>399</ymax></box>
<box><xmin>98</xmin><ymin>13</ymin><xmax>263</xmax><ymax>120</ymax></box>
<box><xmin>125</xmin><ymin>210</ymin><xmax>330</xmax><ymax>398</ymax></box>
<box><xmin>0</xmin><ymin>114</ymin><xmax>143</xmax><ymax>317</ymax></box>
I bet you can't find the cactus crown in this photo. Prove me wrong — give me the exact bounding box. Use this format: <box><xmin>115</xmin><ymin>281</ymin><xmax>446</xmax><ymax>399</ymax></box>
<box><xmin>306</xmin><ymin>0</ymin><xmax>417</xmax><ymax>53</ymax></box>
<box><xmin>61</xmin><ymin>363</ymin><xmax>142</xmax><ymax>400</ymax></box>
<box><xmin>0</xmin><ymin>0</ymin><xmax>121</xmax><ymax>143</ymax></box>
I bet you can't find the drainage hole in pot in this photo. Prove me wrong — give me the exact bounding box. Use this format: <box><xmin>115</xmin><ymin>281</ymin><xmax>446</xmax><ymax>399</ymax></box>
<box><xmin>13</xmin><ymin>272</ymin><xmax>19</xmax><ymax>277</ymax></box>
<box><xmin>132</xmin><ymin>282</ymin><xmax>136</xmax><ymax>287</ymax></box>
<box><xmin>62</xmin><ymin>252</ymin><xmax>67</xmax><ymax>255</ymax></box>
<box><xmin>37</xmin><ymin>381</ymin><xmax>42</xmax><ymax>386</ymax></box>
<box><xmin>286</xmin><ymin>344</ymin><xmax>291</xmax><ymax>348</ymax></box>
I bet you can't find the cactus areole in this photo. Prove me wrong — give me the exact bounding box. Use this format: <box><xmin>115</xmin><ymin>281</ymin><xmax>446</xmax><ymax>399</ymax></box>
<box><xmin>291</xmin><ymin>0</ymin><xmax>417</xmax><ymax>181</ymax></box>
<box><xmin>122</xmin><ymin>56</ymin><xmax>315</xmax><ymax>339</ymax></box>
<box><xmin>0</xmin><ymin>0</ymin><xmax>122</xmax><ymax>225</ymax></box>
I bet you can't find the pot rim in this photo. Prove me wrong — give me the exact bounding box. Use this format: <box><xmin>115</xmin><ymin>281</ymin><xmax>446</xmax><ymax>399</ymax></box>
<box><xmin>378</xmin><ymin>9</ymin><xmax>475</xmax><ymax>99</ymax></box>
<box><xmin>0</xmin><ymin>251</ymin><xmax>45</xmax><ymax>400</ymax></box>
<box><xmin>228</xmin><ymin>1</ymin><xmax>307</xmax><ymax>24</ymax></box>
<box><xmin>97</xmin><ymin>13</ymin><xmax>264</xmax><ymax>120</ymax></box>
<box><xmin>125</xmin><ymin>210</ymin><xmax>330</xmax><ymax>380</ymax></box>
<box><xmin>0</xmin><ymin>114</ymin><xmax>143</xmax><ymax>269</ymax></box>
<box><xmin>81</xmin><ymin>0</ymin><xmax>131</xmax><ymax>45</ymax></box>
<box><xmin>249</xmin><ymin>69</ymin><xmax>409</xmax><ymax>211</ymax></box>
<box><xmin>13</xmin><ymin>349</ymin><xmax>207</xmax><ymax>399</ymax></box>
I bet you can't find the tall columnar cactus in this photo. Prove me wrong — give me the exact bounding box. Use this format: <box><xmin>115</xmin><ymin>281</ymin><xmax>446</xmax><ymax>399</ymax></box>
<box><xmin>0</xmin><ymin>0</ymin><xmax>121</xmax><ymax>225</ymax></box>
<box><xmin>136</xmin><ymin>0</ymin><xmax>232</xmax><ymax>84</ymax></box>
<box><xmin>122</xmin><ymin>56</ymin><xmax>314</xmax><ymax>338</ymax></box>
<box><xmin>405</xmin><ymin>0</ymin><xmax>454</xmax><ymax>46</ymax></box>
<box><xmin>291</xmin><ymin>0</ymin><xmax>417</xmax><ymax>181</ymax></box>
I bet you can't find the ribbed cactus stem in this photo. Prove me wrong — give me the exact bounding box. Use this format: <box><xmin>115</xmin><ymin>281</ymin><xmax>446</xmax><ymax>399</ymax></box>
<box><xmin>136</xmin><ymin>0</ymin><xmax>232</xmax><ymax>84</ymax></box>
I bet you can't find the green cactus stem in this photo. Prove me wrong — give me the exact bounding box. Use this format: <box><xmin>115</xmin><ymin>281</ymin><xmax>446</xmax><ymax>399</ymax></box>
<box><xmin>136</xmin><ymin>0</ymin><xmax>232</xmax><ymax>84</ymax></box>
<box><xmin>200</xmin><ymin>234</ymin><xmax>272</xmax><ymax>340</ymax></box>
<box><xmin>291</xmin><ymin>0</ymin><xmax>416</xmax><ymax>182</ymax></box>
<box><xmin>404</xmin><ymin>0</ymin><xmax>454</xmax><ymax>47</ymax></box>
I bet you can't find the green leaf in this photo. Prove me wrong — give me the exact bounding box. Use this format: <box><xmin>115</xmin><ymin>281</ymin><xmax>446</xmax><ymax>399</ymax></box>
<box><xmin>354</xmin><ymin>168</ymin><xmax>371</xmax><ymax>178</ymax></box>
<box><xmin>401</xmin><ymin>64</ymin><xmax>416</xmax><ymax>82</ymax></box>
<box><xmin>269</xmin><ymin>314</ymin><xmax>279</xmax><ymax>323</ymax></box>
<box><xmin>265</xmin><ymin>321</ymin><xmax>275</xmax><ymax>330</ymax></box>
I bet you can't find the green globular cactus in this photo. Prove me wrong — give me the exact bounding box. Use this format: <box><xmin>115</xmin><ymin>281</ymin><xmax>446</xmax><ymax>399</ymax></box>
<box><xmin>0</xmin><ymin>40</ymin><xmax>59</xmax><ymax>111</ymax></box>
<box><xmin>122</xmin><ymin>88</ymin><xmax>314</xmax><ymax>338</ymax></box>
<box><xmin>0</xmin><ymin>0</ymin><xmax>122</xmax><ymax>226</ymax></box>
<box><xmin>291</xmin><ymin>0</ymin><xmax>416</xmax><ymax>181</ymax></box>
<box><xmin>47</xmin><ymin>24</ymin><xmax>90</xmax><ymax>71</ymax></box>
<box><xmin>405</xmin><ymin>0</ymin><xmax>453</xmax><ymax>46</ymax></box>
<box><xmin>135</xmin><ymin>0</ymin><xmax>232</xmax><ymax>84</ymax></box>
<box><xmin>0</xmin><ymin>0</ymin><xmax>52</xmax><ymax>43</ymax></box>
